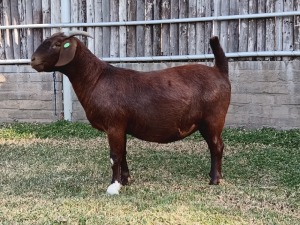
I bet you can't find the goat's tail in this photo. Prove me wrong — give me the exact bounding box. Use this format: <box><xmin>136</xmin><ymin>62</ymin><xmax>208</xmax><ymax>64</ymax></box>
<box><xmin>210</xmin><ymin>36</ymin><xmax>228</xmax><ymax>75</ymax></box>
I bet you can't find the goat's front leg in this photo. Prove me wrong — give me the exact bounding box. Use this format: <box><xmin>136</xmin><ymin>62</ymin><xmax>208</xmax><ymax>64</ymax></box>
<box><xmin>121</xmin><ymin>149</ymin><xmax>131</xmax><ymax>185</ymax></box>
<box><xmin>106</xmin><ymin>129</ymin><xmax>126</xmax><ymax>195</ymax></box>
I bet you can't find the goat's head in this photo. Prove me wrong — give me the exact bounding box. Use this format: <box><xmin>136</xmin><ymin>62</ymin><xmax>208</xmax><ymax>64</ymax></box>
<box><xmin>31</xmin><ymin>31</ymin><xmax>92</xmax><ymax>72</ymax></box>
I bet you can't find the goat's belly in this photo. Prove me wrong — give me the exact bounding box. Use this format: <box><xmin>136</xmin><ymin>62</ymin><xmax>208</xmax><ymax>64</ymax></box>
<box><xmin>128</xmin><ymin>124</ymin><xmax>198</xmax><ymax>143</ymax></box>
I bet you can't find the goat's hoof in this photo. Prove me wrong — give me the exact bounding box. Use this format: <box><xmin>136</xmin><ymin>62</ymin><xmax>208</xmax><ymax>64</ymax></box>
<box><xmin>209</xmin><ymin>171</ymin><xmax>223</xmax><ymax>181</ymax></box>
<box><xmin>209</xmin><ymin>179</ymin><xmax>220</xmax><ymax>185</ymax></box>
<box><xmin>121</xmin><ymin>176</ymin><xmax>132</xmax><ymax>186</ymax></box>
<box><xmin>106</xmin><ymin>181</ymin><xmax>122</xmax><ymax>195</ymax></box>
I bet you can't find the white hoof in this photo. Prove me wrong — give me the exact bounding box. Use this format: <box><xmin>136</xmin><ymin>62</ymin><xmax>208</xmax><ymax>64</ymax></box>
<box><xmin>106</xmin><ymin>181</ymin><xmax>121</xmax><ymax>195</ymax></box>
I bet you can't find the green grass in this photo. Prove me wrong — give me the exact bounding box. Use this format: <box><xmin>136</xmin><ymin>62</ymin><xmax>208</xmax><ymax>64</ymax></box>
<box><xmin>0</xmin><ymin>121</ymin><xmax>299</xmax><ymax>224</ymax></box>
<box><xmin>0</xmin><ymin>120</ymin><xmax>102</xmax><ymax>140</ymax></box>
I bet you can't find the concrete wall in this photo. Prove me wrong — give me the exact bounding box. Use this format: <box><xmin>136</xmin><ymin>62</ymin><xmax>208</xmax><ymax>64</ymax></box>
<box><xmin>1</xmin><ymin>61</ymin><xmax>299</xmax><ymax>129</ymax></box>
<box><xmin>0</xmin><ymin>65</ymin><xmax>63</xmax><ymax>123</ymax></box>
<box><xmin>228</xmin><ymin>61</ymin><xmax>300</xmax><ymax>129</ymax></box>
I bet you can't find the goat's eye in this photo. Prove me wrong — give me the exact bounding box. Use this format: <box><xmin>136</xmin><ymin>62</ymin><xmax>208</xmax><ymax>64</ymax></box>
<box><xmin>53</xmin><ymin>42</ymin><xmax>61</xmax><ymax>48</ymax></box>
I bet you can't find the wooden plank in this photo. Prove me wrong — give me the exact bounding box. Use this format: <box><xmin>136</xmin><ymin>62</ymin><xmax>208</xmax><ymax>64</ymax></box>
<box><xmin>10</xmin><ymin>0</ymin><xmax>20</xmax><ymax>59</ymax></box>
<box><xmin>79</xmin><ymin>0</ymin><xmax>86</xmax><ymax>24</ymax></box>
<box><xmin>0</xmin><ymin>42</ymin><xmax>3</xmax><ymax>60</ymax></box>
<box><xmin>248</xmin><ymin>0</ymin><xmax>257</xmax><ymax>53</ymax></box>
<box><xmin>228</xmin><ymin>0</ymin><xmax>239</xmax><ymax>53</ymax></box>
<box><xmin>86</xmin><ymin>0</ymin><xmax>95</xmax><ymax>54</ymax></box>
<box><xmin>294</xmin><ymin>0</ymin><xmax>300</xmax><ymax>51</ymax></box>
<box><xmin>119</xmin><ymin>0</ymin><xmax>127</xmax><ymax>57</ymax></box>
<box><xmin>283</xmin><ymin>0</ymin><xmax>294</xmax><ymax>60</ymax></box>
<box><xmin>136</xmin><ymin>1</ymin><xmax>145</xmax><ymax>56</ymax></box>
<box><xmin>0</xmin><ymin>1</ymin><xmax>5</xmax><ymax>59</ymax></box>
<box><xmin>110</xmin><ymin>0</ymin><xmax>119</xmax><ymax>57</ymax></box>
<box><xmin>188</xmin><ymin>0</ymin><xmax>197</xmax><ymax>55</ymax></box>
<box><xmin>70</xmin><ymin>0</ymin><xmax>79</xmax><ymax>42</ymax></box>
<box><xmin>71</xmin><ymin>0</ymin><xmax>79</xmax><ymax>23</ymax></box>
<box><xmin>179</xmin><ymin>0</ymin><xmax>188</xmax><ymax>55</ymax></box>
<box><xmin>282</xmin><ymin>0</ymin><xmax>293</xmax><ymax>51</ymax></box>
<box><xmin>69</xmin><ymin>0</ymin><xmax>84</xmax><ymax>42</ymax></box>
<box><xmin>153</xmin><ymin>0</ymin><xmax>162</xmax><ymax>56</ymax></box>
<box><xmin>266</xmin><ymin>0</ymin><xmax>275</xmax><ymax>60</ymax></box>
<box><xmin>204</xmin><ymin>0</ymin><xmax>213</xmax><ymax>54</ymax></box>
<box><xmin>25</xmin><ymin>0</ymin><xmax>34</xmax><ymax>57</ymax></box>
<box><xmin>32</xmin><ymin>1</ymin><xmax>43</xmax><ymax>51</ymax></box>
<box><xmin>257</xmin><ymin>0</ymin><xmax>266</xmax><ymax>54</ymax></box>
<box><xmin>161</xmin><ymin>0</ymin><xmax>170</xmax><ymax>56</ymax></box>
<box><xmin>170</xmin><ymin>0</ymin><xmax>179</xmax><ymax>56</ymax></box>
<box><xmin>219</xmin><ymin>0</ymin><xmax>229</xmax><ymax>52</ymax></box>
<box><xmin>18</xmin><ymin>0</ymin><xmax>27</xmax><ymax>58</ymax></box>
<box><xmin>94</xmin><ymin>0</ymin><xmax>103</xmax><ymax>58</ymax></box>
<box><xmin>102</xmin><ymin>0</ymin><xmax>110</xmax><ymax>57</ymax></box>
<box><xmin>51</xmin><ymin>0</ymin><xmax>60</xmax><ymax>34</ymax></box>
<box><xmin>42</xmin><ymin>0</ymin><xmax>51</xmax><ymax>39</ymax></box>
<box><xmin>275</xmin><ymin>0</ymin><xmax>283</xmax><ymax>55</ymax></box>
<box><xmin>127</xmin><ymin>0</ymin><xmax>137</xmax><ymax>57</ymax></box>
<box><xmin>3</xmin><ymin>0</ymin><xmax>14</xmax><ymax>59</ymax></box>
<box><xmin>238</xmin><ymin>0</ymin><xmax>249</xmax><ymax>52</ymax></box>
<box><xmin>196</xmin><ymin>0</ymin><xmax>205</xmax><ymax>55</ymax></box>
<box><xmin>145</xmin><ymin>0</ymin><xmax>154</xmax><ymax>56</ymax></box>
<box><xmin>78</xmin><ymin>0</ymin><xmax>87</xmax><ymax>43</ymax></box>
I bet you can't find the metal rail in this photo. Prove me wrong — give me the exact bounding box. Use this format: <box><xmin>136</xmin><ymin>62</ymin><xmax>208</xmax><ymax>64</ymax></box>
<box><xmin>0</xmin><ymin>11</ymin><xmax>299</xmax><ymax>30</ymax></box>
<box><xmin>1</xmin><ymin>51</ymin><xmax>300</xmax><ymax>65</ymax></box>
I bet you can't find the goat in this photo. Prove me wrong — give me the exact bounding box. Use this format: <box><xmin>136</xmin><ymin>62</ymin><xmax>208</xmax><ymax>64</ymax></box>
<box><xmin>31</xmin><ymin>31</ymin><xmax>231</xmax><ymax>195</ymax></box>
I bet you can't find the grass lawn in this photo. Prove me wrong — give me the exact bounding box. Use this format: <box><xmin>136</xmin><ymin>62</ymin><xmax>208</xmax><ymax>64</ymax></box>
<box><xmin>0</xmin><ymin>121</ymin><xmax>299</xmax><ymax>224</ymax></box>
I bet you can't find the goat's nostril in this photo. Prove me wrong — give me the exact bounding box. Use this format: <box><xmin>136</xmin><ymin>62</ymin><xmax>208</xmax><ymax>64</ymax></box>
<box><xmin>31</xmin><ymin>56</ymin><xmax>35</xmax><ymax>62</ymax></box>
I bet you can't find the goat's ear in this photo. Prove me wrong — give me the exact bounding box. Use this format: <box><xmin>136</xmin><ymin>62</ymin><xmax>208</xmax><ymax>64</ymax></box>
<box><xmin>55</xmin><ymin>38</ymin><xmax>77</xmax><ymax>67</ymax></box>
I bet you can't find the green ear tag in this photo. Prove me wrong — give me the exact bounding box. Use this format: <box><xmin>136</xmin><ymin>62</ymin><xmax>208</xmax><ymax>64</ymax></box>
<box><xmin>64</xmin><ymin>42</ymin><xmax>70</xmax><ymax>48</ymax></box>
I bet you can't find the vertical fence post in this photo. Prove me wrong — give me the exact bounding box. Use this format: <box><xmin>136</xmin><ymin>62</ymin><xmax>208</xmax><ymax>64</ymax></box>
<box><xmin>61</xmin><ymin>0</ymin><xmax>73</xmax><ymax>121</ymax></box>
<box><xmin>213</xmin><ymin>0</ymin><xmax>220</xmax><ymax>36</ymax></box>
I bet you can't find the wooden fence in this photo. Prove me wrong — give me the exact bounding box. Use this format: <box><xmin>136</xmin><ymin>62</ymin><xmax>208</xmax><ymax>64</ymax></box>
<box><xmin>0</xmin><ymin>0</ymin><xmax>300</xmax><ymax>61</ymax></box>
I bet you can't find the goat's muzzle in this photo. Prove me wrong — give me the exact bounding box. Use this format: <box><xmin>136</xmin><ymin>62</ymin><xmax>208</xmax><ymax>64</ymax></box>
<box><xmin>31</xmin><ymin>55</ymin><xmax>44</xmax><ymax>72</ymax></box>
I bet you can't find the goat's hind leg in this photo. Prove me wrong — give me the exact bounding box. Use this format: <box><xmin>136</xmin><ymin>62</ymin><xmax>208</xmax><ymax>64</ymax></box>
<box><xmin>199</xmin><ymin>124</ymin><xmax>224</xmax><ymax>185</ymax></box>
<box><xmin>208</xmin><ymin>136</ymin><xmax>224</xmax><ymax>185</ymax></box>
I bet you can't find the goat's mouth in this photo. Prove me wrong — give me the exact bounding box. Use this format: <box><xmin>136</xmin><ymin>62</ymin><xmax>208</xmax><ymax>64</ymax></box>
<box><xmin>31</xmin><ymin>62</ymin><xmax>45</xmax><ymax>72</ymax></box>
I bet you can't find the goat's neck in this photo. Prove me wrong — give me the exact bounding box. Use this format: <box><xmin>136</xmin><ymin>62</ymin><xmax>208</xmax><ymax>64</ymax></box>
<box><xmin>58</xmin><ymin>44</ymin><xmax>107</xmax><ymax>104</ymax></box>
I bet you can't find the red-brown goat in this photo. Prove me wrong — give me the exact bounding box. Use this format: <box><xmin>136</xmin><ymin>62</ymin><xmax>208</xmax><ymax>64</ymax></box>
<box><xmin>31</xmin><ymin>31</ymin><xmax>231</xmax><ymax>195</ymax></box>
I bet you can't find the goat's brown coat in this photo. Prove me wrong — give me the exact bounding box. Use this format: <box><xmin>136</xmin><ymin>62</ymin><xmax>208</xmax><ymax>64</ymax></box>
<box><xmin>31</xmin><ymin>32</ymin><xmax>231</xmax><ymax>193</ymax></box>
